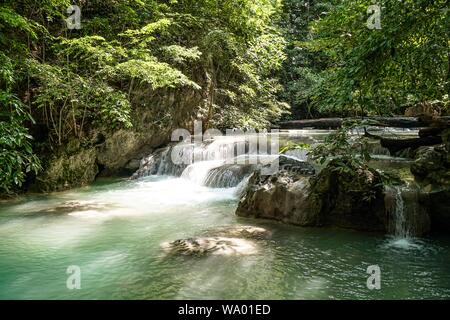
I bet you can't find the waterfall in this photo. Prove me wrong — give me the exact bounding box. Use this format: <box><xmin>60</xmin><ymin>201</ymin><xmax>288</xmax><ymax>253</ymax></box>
<box><xmin>393</xmin><ymin>186</ymin><xmax>408</xmax><ymax>237</ymax></box>
<box><xmin>385</xmin><ymin>186</ymin><xmax>410</xmax><ymax>238</ymax></box>
<box><xmin>203</xmin><ymin>164</ymin><xmax>256</xmax><ymax>188</ymax></box>
<box><xmin>180</xmin><ymin>160</ymin><xmax>224</xmax><ymax>186</ymax></box>
<box><xmin>131</xmin><ymin>136</ymin><xmax>265</xmax><ymax>188</ymax></box>
<box><xmin>384</xmin><ymin>185</ymin><xmax>430</xmax><ymax>238</ymax></box>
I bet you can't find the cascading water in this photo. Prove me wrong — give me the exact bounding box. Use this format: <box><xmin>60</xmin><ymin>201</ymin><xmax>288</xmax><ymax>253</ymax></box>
<box><xmin>132</xmin><ymin>134</ymin><xmax>287</xmax><ymax>189</ymax></box>
<box><xmin>392</xmin><ymin>186</ymin><xmax>408</xmax><ymax>238</ymax></box>
<box><xmin>385</xmin><ymin>185</ymin><xmax>430</xmax><ymax>240</ymax></box>
<box><xmin>1</xmin><ymin>128</ymin><xmax>450</xmax><ymax>299</ymax></box>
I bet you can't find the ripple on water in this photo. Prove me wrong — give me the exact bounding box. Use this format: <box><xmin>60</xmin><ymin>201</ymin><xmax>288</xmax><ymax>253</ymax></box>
<box><xmin>1</xmin><ymin>177</ymin><xmax>450</xmax><ymax>299</ymax></box>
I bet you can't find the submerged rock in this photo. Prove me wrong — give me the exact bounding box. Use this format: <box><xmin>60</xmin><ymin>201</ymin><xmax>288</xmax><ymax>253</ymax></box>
<box><xmin>203</xmin><ymin>225</ymin><xmax>271</xmax><ymax>239</ymax></box>
<box><xmin>411</xmin><ymin>145</ymin><xmax>450</xmax><ymax>187</ymax></box>
<box><xmin>39</xmin><ymin>201</ymin><xmax>112</xmax><ymax>215</ymax></box>
<box><xmin>161</xmin><ymin>237</ymin><xmax>258</xmax><ymax>256</ymax></box>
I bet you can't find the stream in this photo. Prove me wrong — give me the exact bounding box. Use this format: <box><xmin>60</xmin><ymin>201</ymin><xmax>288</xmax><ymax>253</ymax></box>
<box><xmin>1</xmin><ymin>129</ymin><xmax>450</xmax><ymax>299</ymax></box>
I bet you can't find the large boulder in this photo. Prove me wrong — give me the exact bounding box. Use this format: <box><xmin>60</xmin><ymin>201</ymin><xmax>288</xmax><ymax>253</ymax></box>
<box><xmin>411</xmin><ymin>145</ymin><xmax>450</xmax><ymax>188</ymax></box>
<box><xmin>97</xmin><ymin>129</ymin><xmax>167</xmax><ymax>175</ymax></box>
<box><xmin>427</xmin><ymin>190</ymin><xmax>450</xmax><ymax>232</ymax></box>
<box><xmin>308</xmin><ymin>160</ymin><xmax>387</xmax><ymax>232</ymax></box>
<box><xmin>32</xmin><ymin>148</ymin><xmax>98</xmax><ymax>192</ymax></box>
<box><xmin>236</xmin><ymin>170</ymin><xmax>318</xmax><ymax>226</ymax></box>
<box><xmin>236</xmin><ymin>159</ymin><xmax>388</xmax><ymax>232</ymax></box>
<box><xmin>409</xmin><ymin>129</ymin><xmax>450</xmax><ymax>233</ymax></box>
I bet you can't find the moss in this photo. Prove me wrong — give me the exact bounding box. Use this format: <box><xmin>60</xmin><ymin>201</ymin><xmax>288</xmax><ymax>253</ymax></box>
<box><xmin>309</xmin><ymin>159</ymin><xmax>386</xmax><ymax>231</ymax></box>
<box><xmin>31</xmin><ymin>148</ymin><xmax>98</xmax><ymax>192</ymax></box>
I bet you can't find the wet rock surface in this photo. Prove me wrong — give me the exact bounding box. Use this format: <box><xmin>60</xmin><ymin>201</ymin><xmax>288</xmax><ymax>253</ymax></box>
<box><xmin>161</xmin><ymin>225</ymin><xmax>270</xmax><ymax>257</ymax></box>
<box><xmin>236</xmin><ymin>170</ymin><xmax>318</xmax><ymax>226</ymax></box>
<box><xmin>39</xmin><ymin>201</ymin><xmax>112</xmax><ymax>215</ymax></box>
<box><xmin>236</xmin><ymin>160</ymin><xmax>388</xmax><ymax>232</ymax></box>
<box><xmin>410</xmin><ymin>130</ymin><xmax>450</xmax><ymax>232</ymax></box>
<box><xmin>31</xmin><ymin>148</ymin><xmax>99</xmax><ymax>192</ymax></box>
<box><xmin>202</xmin><ymin>225</ymin><xmax>271</xmax><ymax>239</ymax></box>
<box><xmin>161</xmin><ymin>237</ymin><xmax>258</xmax><ymax>256</ymax></box>
<box><xmin>411</xmin><ymin>145</ymin><xmax>450</xmax><ymax>188</ymax></box>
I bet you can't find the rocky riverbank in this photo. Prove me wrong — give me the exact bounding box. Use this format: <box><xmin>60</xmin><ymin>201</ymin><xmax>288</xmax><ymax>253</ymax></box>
<box><xmin>235</xmin><ymin>131</ymin><xmax>450</xmax><ymax>236</ymax></box>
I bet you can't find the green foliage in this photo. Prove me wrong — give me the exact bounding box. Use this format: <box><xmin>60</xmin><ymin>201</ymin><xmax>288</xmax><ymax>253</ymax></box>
<box><xmin>305</xmin><ymin>0</ymin><xmax>449</xmax><ymax>115</ymax></box>
<box><xmin>279</xmin><ymin>0</ymin><xmax>332</xmax><ymax>118</ymax></box>
<box><xmin>30</xmin><ymin>62</ymin><xmax>132</xmax><ymax>144</ymax></box>
<box><xmin>309</xmin><ymin>119</ymin><xmax>372</xmax><ymax>167</ymax></box>
<box><xmin>280</xmin><ymin>141</ymin><xmax>311</xmax><ymax>154</ymax></box>
<box><xmin>279</xmin><ymin>0</ymin><xmax>449</xmax><ymax>117</ymax></box>
<box><xmin>0</xmin><ymin>0</ymin><xmax>289</xmax><ymax>194</ymax></box>
<box><xmin>0</xmin><ymin>92</ymin><xmax>41</xmax><ymax>194</ymax></box>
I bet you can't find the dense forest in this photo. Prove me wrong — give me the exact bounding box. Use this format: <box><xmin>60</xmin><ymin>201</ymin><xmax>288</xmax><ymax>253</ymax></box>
<box><xmin>0</xmin><ymin>0</ymin><xmax>449</xmax><ymax>195</ymax></box>
<box><xmin>1</xmin><ymin>0</ymin><xmax>450</xmax><ymax>301</ymax></box>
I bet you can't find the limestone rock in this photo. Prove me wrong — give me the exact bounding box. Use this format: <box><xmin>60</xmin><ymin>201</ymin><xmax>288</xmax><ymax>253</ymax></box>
<box><xmin>32</xmin><ymin>148</ymin><xmax>98</xmax><ymax>192</ymax></box>
<box><xmin>236</xmin><ymin>159</ymin><xmax>388</xmax><ymax>232</ymax></box>
<box><xmin>411</xmin><ymin>145</ymin><xmax>450</xmax><ymax>187</ymax></box>
<box><xmin>97</xmin><ymin>129</ymin><xmax>166</xmax><ymax>175</ymax></box>
<box><xmin>161</xmin><ymin>237</ymin><xmax>258</xmax><ymax>256</ymax></box>
<box><xmin>236</xmin><ymin>170</ymin><xmax>318</xmax><ymax>226</ymax></box>
<box><xmin>203</xmin><ymin>225</ymin><xmax>271</xmax><ymax>239</ymax></box>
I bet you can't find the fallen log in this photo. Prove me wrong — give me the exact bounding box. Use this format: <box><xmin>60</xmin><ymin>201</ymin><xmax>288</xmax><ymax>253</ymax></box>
<box><xmin>380</xmin><ymin>136</ymin><xmax>443</xmax><ymax>154</ymax></box>
<box><xmin>277</xmin><ymin>118</ymin><xmax>343</xmax><ymax>129</ymax></box>
<box><xmin>364</xmin><ymin>128</ymin><xmax>443</xmax><ymax>154</ymax></box>
<box><xmin>277</xmin><ymin>116</ymin><xmax>450</xmax><ymax>130</ymax></box>
<box><xmin>419</xmin><ymin>127</ymin><xmax>445</xmax><ymax>138</ymax></box>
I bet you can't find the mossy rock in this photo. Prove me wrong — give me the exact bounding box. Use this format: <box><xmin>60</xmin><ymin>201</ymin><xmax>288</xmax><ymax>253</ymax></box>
<box><xmin>411</xmin><ymin>145</ymin><xmax>450</xmax><ymax>188</ymax></box>
<box><xmin>32</xmin><ymin>148</ymin><xmax>98</xmax><ymax>192</ymax></box>
<box><xmin>309</xmin><ymin>159</ymin><xmax>386</xmax><ymax>231</ymax></box>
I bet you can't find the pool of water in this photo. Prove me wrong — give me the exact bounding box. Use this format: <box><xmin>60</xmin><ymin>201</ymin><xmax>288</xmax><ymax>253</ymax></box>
<box><xmin>0</xmin><ymin>176</ymin><xmax>449</xmax><ymax>299</ymax></box>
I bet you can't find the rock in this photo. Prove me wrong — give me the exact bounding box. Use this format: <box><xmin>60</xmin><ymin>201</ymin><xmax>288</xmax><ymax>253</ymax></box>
<box><xmin>236</xmin><ymin>159</ymin><xmax>387</xmax><ymax>232</ymax></box>
<box><xmin>125</xmin><ymin>159</ymin><xmax>141</xmax><ymax>171</ymax></box>
<box><xmin>203</xmin><ymin>225</ymin><xmax>271</xmax><ymax>239</ymax></box>
<box><xmin>426</xmin><ymin>189</ymin><xmax>450</xmax><ymax>232</ymax></box>
<box><xmin>442</xmin><ymin>129</ymin><xmax>450</xmax><ymax>154</ymax></box>
<box><xmin>308</xmin><ymin>160</ymin><xmax>386</xmax><ymax>232</ymax></box>
<box><xmin>411</xmin><ymin>145</ymin><xmax>450</xmax><ymax>187</ymax></box>
<box><xmin>277</xmin><ymin>155</ymin><xmax>316</xmax><ymax>175</ymax></box>
<box><xmin>97</xmin><ymin>129</ymin><xmax>167</xmax><ymax>175</ymax></box>
<box><xmin>32</xmin><ymin>148</ymin><xmax>98</xmax><ymax>192</ymax></box>
<box><xmin>203</xmin><ymin>164</ymin><xmax>256</xmax><ymax>188</ymax></box>
<box><xmin>131</xmin><ymin>145</ymin><xmax>189</xmax><ymax>179</ymax></box>
<box><xmin>161</xmin><ymin>237</ymin><xmax>258</xmax><ymax>256</ymax></box>
<box><xmin>236</xmin><ymin>170</ymin><xmax>318</xmax><ymax>226</ymax></box>
<box><xmin>384</xmin><ymin>186</ymin><xmax>431</xmax><ymax>237</ymax></box>
<box><xmin>404</xmin><ymin>102</ymin><xmax>441</xmax><ymax>117</ymax></box>
<box><xmin>36</xmin><ymin>201</ymin><xmax>112</xmax><ymax>215</ymax></box>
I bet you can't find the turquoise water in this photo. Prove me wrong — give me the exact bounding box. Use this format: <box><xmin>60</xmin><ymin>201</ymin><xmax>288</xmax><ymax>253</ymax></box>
<box><xmin>0</xmin><ymin>176</ymin><xmax>449</xmax><ymax>299</ymax></box>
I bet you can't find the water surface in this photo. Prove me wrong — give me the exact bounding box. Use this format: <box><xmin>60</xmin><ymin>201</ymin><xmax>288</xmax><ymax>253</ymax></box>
<box><xmin>1</xmin><ymin>176</ymin><xmax>449</xmax><ymax>299</ymax></box>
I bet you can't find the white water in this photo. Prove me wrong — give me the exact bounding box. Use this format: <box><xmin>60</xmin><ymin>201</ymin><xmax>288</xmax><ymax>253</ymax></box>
<box><xmin>135</xmin><ymin>133</ymin><xmax>297</xmax><ymax>187</ymax></box>
<box><xmin>393</xmin><ymin>186</ymin><xmax>409</xmax><ymax>238</ymax></box>
<box><xmin>1</xmin><ymin>129</ymin><xmax>450</xmax><ymax>299</ymax></box>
